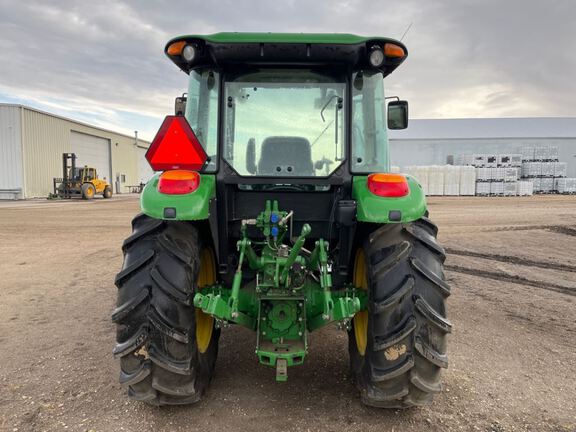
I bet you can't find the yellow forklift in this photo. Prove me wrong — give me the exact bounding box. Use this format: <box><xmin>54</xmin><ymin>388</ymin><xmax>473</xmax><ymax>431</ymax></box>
<box><xmin>53</xmin><ymin>153</ymin><xmax>112</xmax><ymax>199</ymax></box>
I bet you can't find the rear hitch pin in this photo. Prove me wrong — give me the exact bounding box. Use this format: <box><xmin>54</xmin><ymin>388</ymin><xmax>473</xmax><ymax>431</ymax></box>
<box><xmin>276</xmin><ymin>358</ymin><xmax>288</xmax><ymax>382</ymax></box>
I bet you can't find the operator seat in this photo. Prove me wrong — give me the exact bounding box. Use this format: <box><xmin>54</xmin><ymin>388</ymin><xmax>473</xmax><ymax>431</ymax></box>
<box><xmin>257</xmin><ymin>136</ymin><xmax>314</xmax><ymax>176</ymax></box>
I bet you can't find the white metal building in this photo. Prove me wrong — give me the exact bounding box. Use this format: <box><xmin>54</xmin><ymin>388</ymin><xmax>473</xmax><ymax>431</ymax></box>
<box><xmin>389</xmin><ymin>118</ymin><xmax>576</xmax><ymax>177</ymax></box>
<box><xmin>0</xmin><ymin>104</ymin><xmax>154</xmax><ymax>199</ymax></box>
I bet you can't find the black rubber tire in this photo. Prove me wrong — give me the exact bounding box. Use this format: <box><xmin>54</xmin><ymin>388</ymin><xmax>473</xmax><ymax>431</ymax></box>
<box><xmin>112</xmin><ymin>214</ymin><xmax>219</xmax><ymax>405</ymax></box>
<box><xmin>349</xmin><ymin>217</ymin><xmax>451</xmax><ymax>408</ymax></box>
<box><xmin>103</xmin><ymin>186</ymin><xmax>113</xmax><ymax>199</ymax></box>
<box><xmin>81</xmin><ymin>183</ymin><xmax>95</xmax><ymax>200</ymax></box>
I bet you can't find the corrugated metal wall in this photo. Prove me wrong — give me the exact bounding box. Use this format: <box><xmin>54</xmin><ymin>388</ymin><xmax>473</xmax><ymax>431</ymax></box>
<box><xmin>0</xmin><ymin>106</ymin><xmax>24</xmax><ymax>199</ymax></box>
<box><xmin>390</xmin><ymin>138</ymin><xmax>576</xmax><ymax>177</ymax></box>
<box><xmin>22</xmin><ymin>108</ymin><xmax>70</xmax><ymax>198</ymax></box>
<box><xmin>19</xmin><ymin>107</ymin><xmax>149</xmax><ymax>198</ymax></box>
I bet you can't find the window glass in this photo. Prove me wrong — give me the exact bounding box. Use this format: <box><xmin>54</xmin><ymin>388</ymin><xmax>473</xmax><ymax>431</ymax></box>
<box><xmin>351</xmin><ymin>71</ymin><xmax>389</xmax><ymax>173</ymax></box>
<box><xmin>186</xmin><ymin>70</ymin><xmax>219</xmax><ymax>172</ymax></box>
<box><xmin>223</xmin><ymin>70</ymin><xmax>346</xmax><ymax>177</ymax></box>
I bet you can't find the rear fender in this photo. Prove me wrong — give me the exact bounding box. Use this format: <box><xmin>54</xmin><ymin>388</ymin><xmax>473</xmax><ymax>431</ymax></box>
<box><xmin>140</xmin><ymin>173</ymin><xmax>215</xmax><ymax>220</ymax></box>
<box><xmin>352</xmin><ymin>175</ymin><xmax>427</xmax><ymax>223</ymax></box>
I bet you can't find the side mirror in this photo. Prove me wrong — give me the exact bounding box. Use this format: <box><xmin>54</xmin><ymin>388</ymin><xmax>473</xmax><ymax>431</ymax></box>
<box><xmin>387</xmin><ymin>100</ymin><xmax>409</xmax><ymax>130</ymax></box>
<box><xmin>246</xmin><ymin>138</ymin><xmax>257</xmax><ymax>174</ymax></box>
<box><xmin>175</xmin><ymin>94</ymin><xmax>187</xmax><ymax>116</ymax></box>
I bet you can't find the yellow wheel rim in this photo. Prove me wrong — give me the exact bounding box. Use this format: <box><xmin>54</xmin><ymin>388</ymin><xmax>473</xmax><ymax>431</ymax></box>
<box><xmin>195</xmin><ymin>248</ymin><xmax>216</xmax><ymax>354</ymax></box>
<box><xmin>86</xmin><ymin>187</ymin><xmax>94</xmax><ymax>197</ymax></box>
<box><xmin>353</xmin><ymin>248</ymin><xmax>369</xmax><ymax>356</ymax></box>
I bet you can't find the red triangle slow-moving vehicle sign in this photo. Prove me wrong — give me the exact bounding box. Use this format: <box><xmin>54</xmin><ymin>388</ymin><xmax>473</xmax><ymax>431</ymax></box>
<box><xmin>146</xmin><ymin>116</ymin><xmax>208</xmax><ymax>171</ymax></box>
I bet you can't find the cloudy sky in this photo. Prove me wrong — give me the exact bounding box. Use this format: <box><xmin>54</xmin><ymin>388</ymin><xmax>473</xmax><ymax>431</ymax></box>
<box><xmin>0</xmin><ymin>0</ymin><xmax>575</xmax><ymax>141</ymax></box>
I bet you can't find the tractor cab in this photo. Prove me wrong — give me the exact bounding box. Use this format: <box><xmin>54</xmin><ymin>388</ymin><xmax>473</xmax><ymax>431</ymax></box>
<box><xmin>70</xmin><ymin>166</ymin><xmax>96</xmax><ymax>182</ymax></box>
<box><xmin>167</xmin><ymin>34</ymin><xmax>409</xmax><ymax>181</ymax></box>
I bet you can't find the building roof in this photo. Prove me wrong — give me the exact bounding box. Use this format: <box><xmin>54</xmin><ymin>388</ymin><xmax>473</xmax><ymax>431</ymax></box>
<box><xmin>0</xmin><ymin>103</ymin><xmax>150</xmax><ymax>144</ymax></box>
<box><xmin>389</xmin><ymin>117</ymin><xmax>576</xmax><ymax>140</ymax></box>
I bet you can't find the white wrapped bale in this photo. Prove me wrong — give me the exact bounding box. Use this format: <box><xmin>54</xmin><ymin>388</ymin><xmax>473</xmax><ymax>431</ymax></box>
<box><xmin>490</xmin><ymin>182</ymin><xmax>504</xmax><ymax>195</ymax></box>
<box><xmin>476</xmin><ymin>181</ymin><xmax>490</xmax><ymax>195</ymax></box>
<box><xmin>459</xmin><ymin>166</ymin><xmax>476</xmax><ymax>196</ymax></box>
<box><xmin>428</xmin><ymin>166</ymin><xmax>444</xmax><ymax>196</ymax></box>
<box><xmin>553</xmin><ymin>162</ymin><xmax>567</xmax><ymax>178</ymax></box>
<box><xmin>390</xmin><ymin>165</ymin><xmax>401</xmax><ymax>173</ymax></box>
<box><xmin>405</xmin><ymin>166</ymin><xmax>429</xmax><ymax>195</ymax></box>
<box><xmin>443</xmin><ymin>165</ymin><xmax>460</xmax><ymax>196</ymax></box>
<box><xmin>517</xmin><ymin>181</ymin><xmax>534</xmax><ymax>196</ymax></box>
<box><xmin>503</xmin><ymin>182</ymin><xmax>517</xmax><ymax>196</ymax></box>
<box><xmin>414</xmin><ymin>166</ymin><xmax>430</xmax><ymax>196</ymax></box>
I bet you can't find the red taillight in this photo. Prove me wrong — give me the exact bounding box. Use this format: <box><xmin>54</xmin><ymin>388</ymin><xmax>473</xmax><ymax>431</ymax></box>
<box><xmin>158</xmin><ymin>170</ymin><xmax>200</xmax><ymax>195</ymax></box>
<box><xmin>367</xmin><ymin>173</ymin><xmax>409</xmax><ymax>197</ymax></box>
<box><xmin>146</xmin><ymin>116</ymin><xmax>207</xmax><ymax>171</ymax></box>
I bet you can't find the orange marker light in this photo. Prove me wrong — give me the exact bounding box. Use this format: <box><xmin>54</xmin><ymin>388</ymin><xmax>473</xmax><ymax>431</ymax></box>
<box><xmin>167</xmin><ymin>41</ymin><xmax>186</xmax><ymax>56</ymax></box>
<box><xmin>367</xmin><ymin>173</ymin><xmax>409</xmax><ymax>197</ymax></box>
<box><xmin>384</xmin><ymin>43</ymin><xmax>406</xmax><ymax>58</ymax></box>
<box><xmin>158</xmin><ymin>170</ymin><xmax>200</xmax><ymax>195</ymax></box>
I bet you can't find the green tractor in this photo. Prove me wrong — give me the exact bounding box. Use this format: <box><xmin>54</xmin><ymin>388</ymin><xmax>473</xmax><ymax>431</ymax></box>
<box><xmin>112</xmin><ymin>33</ymin><xmax>450</xmax><ymax>408</ymax></box>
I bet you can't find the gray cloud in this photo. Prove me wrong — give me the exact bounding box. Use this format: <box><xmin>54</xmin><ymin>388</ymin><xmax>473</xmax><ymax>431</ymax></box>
<box><xmin>0</xmin><ymin>0</ymin><xmax>574</xmax><ymax>139</ymax></box>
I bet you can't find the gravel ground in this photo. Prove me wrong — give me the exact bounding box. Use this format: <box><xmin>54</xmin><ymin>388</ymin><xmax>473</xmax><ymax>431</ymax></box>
<box><xmin>0</xmin><ymin>195</ymin><xmax>575</xmax><ymax>432</ymax></box>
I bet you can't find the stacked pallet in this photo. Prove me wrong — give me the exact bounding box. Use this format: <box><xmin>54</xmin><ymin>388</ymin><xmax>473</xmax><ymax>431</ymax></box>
<box><xmin>454</xmin><ymin>152</ymin><xmax>525</xmax><ymax>196</ymax></box>
<box><xmin>520</xmin><ymin>145</ymin><xmax>573</xmax><ymax>193</ymax></box>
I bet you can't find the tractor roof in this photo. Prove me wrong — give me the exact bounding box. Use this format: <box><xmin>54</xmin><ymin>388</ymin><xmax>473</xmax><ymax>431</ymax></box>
<box><xmin>165</xmin><ymin>32</ymin><xmax>407</xmax><ymax>77</ymax></box>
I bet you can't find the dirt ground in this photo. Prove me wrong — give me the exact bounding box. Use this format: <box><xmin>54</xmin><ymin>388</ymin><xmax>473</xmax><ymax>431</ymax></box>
<box><xmin>0</xmin><ymin>194</ymin><xmax>575</xmax><ymax>432</ymax></box>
